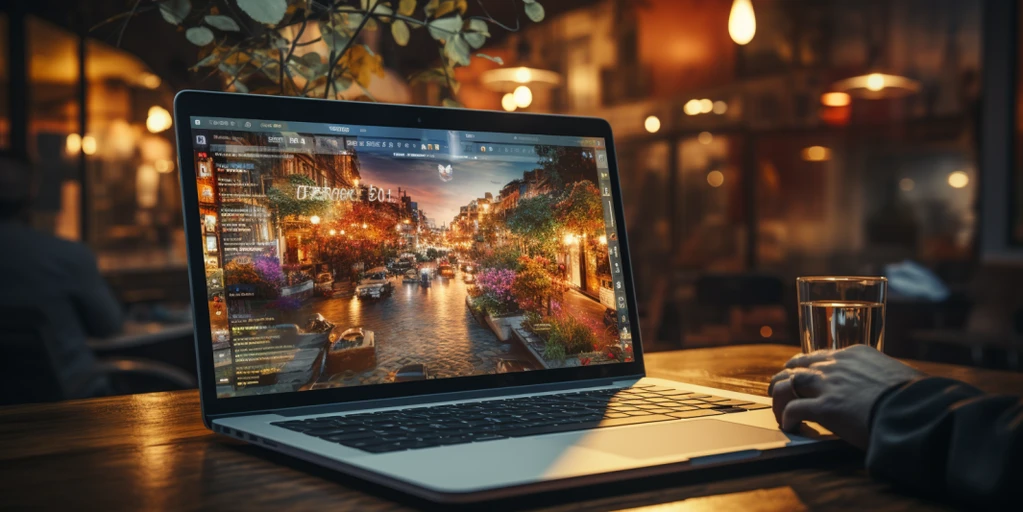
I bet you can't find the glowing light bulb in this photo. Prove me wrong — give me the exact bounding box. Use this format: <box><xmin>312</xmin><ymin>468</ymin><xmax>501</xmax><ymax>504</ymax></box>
<box><xmin>699</xmin><ymin>98</ymin><xmax>713</xmax><ymax>114</ymax></box>
<box><xmin>899</xmin><ymin>178</ymin><xmax>915</xmax><ymax>192</ymax></box>
<box><xmin>514</xmin><ymin>67</ymin><xmax>532</xmax><ymax>83</ymax></box>
<box><xmin>948</xmin><ymin>171</ymin><xmax>969</xmax><ymax>189</ymax></box>
<box><xmin>801</xmin><ymin>146</ymin><xmax>831</xmax><ymax>162</ymax></box>
<box><xmin>684</xmin><ymin>99</ymin><xmax>702</xmax><ymax>116</ymax></box>
<box><xmin>712</xmin><ymin>101</ymin><xmax>728</xmax><ymax>114</ymax></box>
<box><xmin>707</xmin><ymin>170</ymin><xmax>725</xmax><ymax>188</ymax></box>
<box><xmin>698</xmin><ymin>131</ymin><xmax>713</xmax><ymax>145</ymax></box>
<box><xmin>501</xmin><ymin>93</ymin><xmax>516</xmax><ymax>112</ymax></box>
<box><xmin>866</xmin><ymin>73</ymin><xmax>885</xmax><ymax>92</ymax></box>
<box><xmin>513</xmin><ymin>85</ymin><xmax>533</xmax><ymax>108</ymax></box>
<box><xmin>821</xmin><ymin>92</ymin><xmax>851</xmax><ymax>107</ymax></box>
<box><xmin>644</xmin><ymin>115</ymin><xmax>661</xmax><ymax>133</ymax></box>
<box><xmin>66</xmin><ymin>133</ymin><xmax>81</xmax><ymax>154</ymax></box>
<box><xmin>146</xmin><ymin>105</ymin><xmax>172</xmax><ymax>133</ymax></box>
<box><xmin>728</xmin><ymin>0</ymin><xmax>756</xmax><ymax>45</ymax></box>
<box><xmin>82</xmin><ymin>135</ymin><xmax>97</xmax><ymax>155</ymax></box>
<box><xmin>310</xmin><ymin>215</ymin><xmax>321</xmax><ymax>225</ymax></box>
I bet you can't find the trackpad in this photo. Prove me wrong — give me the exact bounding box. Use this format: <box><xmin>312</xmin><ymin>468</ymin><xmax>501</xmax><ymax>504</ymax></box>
<box><xmin>581</xmin><ymin>420</ymin><xmax>791</xmax><ymax>460</ymax></box>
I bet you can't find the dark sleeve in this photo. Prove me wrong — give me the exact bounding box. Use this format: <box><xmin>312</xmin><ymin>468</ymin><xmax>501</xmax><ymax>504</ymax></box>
<box><xmin>70</xmin><ymin>246</ymin><xmax>123</xmax><ymax>338</ymax></box>
<box><xmin>865</xmin><ymin>376</ymin><xmax>1023</xmax><ymax>507</ymax></box>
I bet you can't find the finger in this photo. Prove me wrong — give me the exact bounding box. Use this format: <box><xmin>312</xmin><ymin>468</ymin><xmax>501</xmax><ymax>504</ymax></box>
<box><xmin>782</xmin><ymin>397</ymin><xmax>825</xmax><ymax>432</ymax></box>
<box><xmin>770</xmin><ymin>378</ymin><xmax>795</xmax><ymax>426</ymax></box>
<box><xmin>785</xmin><ymin>349</ymin><xmax>836</xmax><ymax>369</ymax></box>
<box><xmin>790</xmin><ymin>369</ymin><xmax>825</xmax><ymax>399</ymax></box>
<box><xmin>768</xmin><ymin>369</ymin><xmax>795</xmax><ymax>395</ymax></box>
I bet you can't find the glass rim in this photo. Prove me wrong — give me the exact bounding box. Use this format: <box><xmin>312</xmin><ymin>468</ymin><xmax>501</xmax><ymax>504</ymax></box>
<box><xmin>796</xmin><ymin>276</ymin><xmax>887</xmax><ymax>283</ymax></box>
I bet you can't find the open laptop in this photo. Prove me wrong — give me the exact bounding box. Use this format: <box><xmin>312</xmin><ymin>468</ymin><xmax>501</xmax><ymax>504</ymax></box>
<box><xmin>173</xmin><ymin>91</ymin><xmax>831</xmax><ymax>503</ymax></box>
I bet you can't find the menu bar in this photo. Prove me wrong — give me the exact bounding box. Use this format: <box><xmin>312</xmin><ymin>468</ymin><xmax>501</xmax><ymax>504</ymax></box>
<box><xmin>190</xmin><ymin>117</ymin><xmax>604</xmax><ymax>148</ymax></box>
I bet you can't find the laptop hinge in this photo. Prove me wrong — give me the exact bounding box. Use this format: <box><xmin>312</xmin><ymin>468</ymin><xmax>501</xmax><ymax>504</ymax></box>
<box><xmin>210</xmin><ymin>374</ymin><xmax>644</xmax><ymax>420</ymax></box>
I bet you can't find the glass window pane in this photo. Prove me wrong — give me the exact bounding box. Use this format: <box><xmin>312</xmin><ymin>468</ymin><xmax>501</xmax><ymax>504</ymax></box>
<box><xmin>0</xmin><ymin>13</ymin><xmax>8</xmax><ymax>150</ymax></box>
<box><xmin>27</xmin><ymin>16</ymin><xmax>79</xmax><ymax>238</ymax></box>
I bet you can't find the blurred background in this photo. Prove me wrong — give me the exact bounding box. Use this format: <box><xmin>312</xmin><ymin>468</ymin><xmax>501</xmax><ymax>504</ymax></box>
<box><xmin>2</xmin><ymin>0</ymin><xmax>1022</xmax><ymax>401</ymax></box>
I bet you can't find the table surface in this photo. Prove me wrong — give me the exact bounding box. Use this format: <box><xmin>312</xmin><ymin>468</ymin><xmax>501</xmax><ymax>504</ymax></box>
<box><xmin>3</xmin><ymin>344</ymin><xmax>1023</xmax><ymax>511</ymax></box>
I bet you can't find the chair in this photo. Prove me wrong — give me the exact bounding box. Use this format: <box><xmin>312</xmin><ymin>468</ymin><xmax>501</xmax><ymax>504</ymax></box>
<box><xmin>0</xmin><ymin>305</ymin><xmax>196</xmax><ymax>406</ymax></box>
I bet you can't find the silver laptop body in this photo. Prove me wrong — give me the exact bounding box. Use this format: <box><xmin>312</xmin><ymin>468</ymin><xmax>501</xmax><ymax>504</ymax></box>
<box><xmin>174</xmin><ymin>91</ymin><xmax>832</xmax><ymax>504</ymax></box>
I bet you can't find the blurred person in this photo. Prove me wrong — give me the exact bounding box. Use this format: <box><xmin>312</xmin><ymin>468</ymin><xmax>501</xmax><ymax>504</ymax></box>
<box><xmin>0</xmin><ymin>157</ymin><xmax>123</xmax><ymax>398</ymax></box>
<box><xmin>770</xmin><ymin>345</ymin><xmax>1022</xmax><ymax>507</ymax></box>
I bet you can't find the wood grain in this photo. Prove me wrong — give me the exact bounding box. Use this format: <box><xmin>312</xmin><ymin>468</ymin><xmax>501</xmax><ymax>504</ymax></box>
<box><xmin>2</xmin><ymin>344</ymin><xmax>1021</xmax><ymax>511</ymax></box>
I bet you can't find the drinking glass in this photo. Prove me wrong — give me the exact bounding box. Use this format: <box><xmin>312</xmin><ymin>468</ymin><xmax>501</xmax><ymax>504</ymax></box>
<box><xmin>796</xmin><ymin>276</ymin><xmax>887</xmax><ymax>353</ymax></box>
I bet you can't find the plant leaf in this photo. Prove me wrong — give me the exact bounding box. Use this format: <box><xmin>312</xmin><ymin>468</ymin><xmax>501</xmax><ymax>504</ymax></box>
<box><xmin>159</xmin><ymin>0</ymin><xmax>191</xmax><ymax>25</ymax></box>
<box><xmin>442</xmin><ymin>98</ymin><xmax>463</xmax><ymax>108</ymax></box>
<box><xmin>468</xmin><ymin>19</ymin><xmax>490</xmax><ymax>36</ymax></box>
<box><xmin>186</xmin><ymin>26</ymin><xmax>215</xmax><ymax>46</ymax></box>
<box><xmin>204</xmin><ymin>15</ymin><xmax>240</xmax><ymax>31</ymax></box>
<box><xmin>301</xmin><ymin>52</ymin><xmax>323</xmax><ymax>68</ymax></box>
<box><xmin>233</xmin><ymin>80</ymin><xmax>249</xmax><ymax>93</ymax></box>
<box><xmin>236</xmin><ymin>0</ymin><xmax>288</xmax><ymax>25</ymax></box>
<box><xmin>463</xmin><ymin>18</ymin><xmax>488</xmax><ymax>49</ymax></box>
<box><xmin>475</xmin><ymin>53</ymin><xmax>504</xmax><ymax>65</ymax></box>
<box><xmin>194</xmin><ymin>52</ymin><xmax>220</xmax><ymax>68</ymax></box>
<box><xmin>390</xmin><ymin>19</ymin><xmax>410</xmax><ymax>46</ymax></box>
<box><xmin>428</xmin><ymin>14</ymin><xmax>462</xmax><ymax>40</ymax></box>
<box><xmin>398</xmin><ymin>0</ymin><xmax>416</xmax><ymax>16</ymax></box>
<box><xmin>425</xmin><ymin>0</ymin><xmax>440</xmax><ymax>17</ymax></box>
<box><xmin>319</xmin><ymin>20</ymin><xmax>350</xmax><ymax>51</ymax></box>
<box><xmin>444</xmin><ymin>35</ymin><xmax>471</xmax><ymax>66</ymax></box>
<box><xmin>409</xmin><ymin>67</ymin><xmax>448</xmax><ymax>86</ymax></box>
<box><xmin>524</xmin><ymin>2</ymin><xmax>545</xmax><ymax>22</ymax></box>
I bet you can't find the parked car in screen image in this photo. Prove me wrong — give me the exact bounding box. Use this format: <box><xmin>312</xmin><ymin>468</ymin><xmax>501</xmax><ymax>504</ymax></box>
<box><xmin>496</xmin><ymin>359</ymin><xmax>535</xmax><ymax>374</ymax></box>
<box><xmin>356</xmin><ymin>267</ymin><xmax>393</xmax><ymax>299</ymax></box>
<box><xmin>391</xmin><ymin>363</ymin><xmax>431</xmax><ymax>382</ymax></box>
<box><xmin>438</xmin><ymin>264</ymin><xmax>455</xmax><ymax>278</ymax></box>
<box><xmin>314</xmin><ymin>272</ymin><xmax>334</xmax><ymax>295</ymax></box>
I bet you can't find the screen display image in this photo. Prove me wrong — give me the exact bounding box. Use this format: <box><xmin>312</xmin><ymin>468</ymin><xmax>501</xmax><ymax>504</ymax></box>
<box><xmin>190</xmin><ymin>118</ymin><xmax>632</xmax><ymax>398</ymax></box>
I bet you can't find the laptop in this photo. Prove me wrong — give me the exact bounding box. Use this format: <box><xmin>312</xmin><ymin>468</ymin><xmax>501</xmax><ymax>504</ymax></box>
<box><xmin>173</xmin><ymin>91</ymin><xmax>831</xmax><ymax>503</ymax></box>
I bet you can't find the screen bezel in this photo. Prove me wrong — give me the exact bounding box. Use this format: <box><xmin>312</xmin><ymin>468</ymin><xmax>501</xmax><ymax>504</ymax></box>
<box><xmin>173</xmin><ymin>90</ymin><xmax>645</xmax><ymax>420</ymax></box>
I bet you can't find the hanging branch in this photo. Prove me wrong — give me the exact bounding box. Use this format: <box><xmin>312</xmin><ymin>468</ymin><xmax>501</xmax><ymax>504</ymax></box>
<box><xmin>94</xmin><ymin>0</ymin><xmax>546</xmax><ymax>106</ymax></box>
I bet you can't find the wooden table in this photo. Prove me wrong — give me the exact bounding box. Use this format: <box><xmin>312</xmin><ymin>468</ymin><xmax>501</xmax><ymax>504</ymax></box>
<box><xmin>3</xmin><ymin>344</ymin><xmax>1022</xmax><ymax>511</ymax></box>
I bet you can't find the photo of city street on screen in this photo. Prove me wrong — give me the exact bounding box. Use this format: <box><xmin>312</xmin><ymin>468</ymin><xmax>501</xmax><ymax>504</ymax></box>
<box><xmin>194</xmin><ymin>125</ymin><xmax>632</xmax><ymax>398</ymax></box>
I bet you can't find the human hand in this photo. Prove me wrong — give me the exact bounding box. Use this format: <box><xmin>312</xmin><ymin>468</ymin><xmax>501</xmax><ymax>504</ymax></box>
<box><xmin>769</xmin><ymin>345</ymin><xmax>924</xmax><ymax>449</ymax></box>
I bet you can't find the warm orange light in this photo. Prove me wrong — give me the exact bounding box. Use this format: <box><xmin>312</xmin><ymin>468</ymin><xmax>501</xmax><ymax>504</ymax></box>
<box><xmin>698</xmin><ymin>131</ymin><xmax>713</xmax><ymax>145</ymax></box>
<box><xmin>760</xmin><ymin>325</ymin><xmax>773</xmax><ymax>338</ymax></box>
<box><xmin>801</xmin><ymin>146</ymin><xmax>831</xmax><ymax>162</ymax></box>
<box><xmin>66</xmin><ymin>133</ymin><xmax>81</xmax><ymax>154</ymax></box>
<box><xmin>728</xmin><ymin>0</ymin><xmax>756</xmax><ymax>45</ymax></box>
<box><xmin>820</xmin><ymin>92</ymin><xmax>851</xmax><ymax>107</ymax></box>
<box><xmin>707</xmin><ymin>170</ymin><xmax>724</xmax><ymax>188</ymax></box>
<box><xmin>948</xmin><ymin>171</ymin><xmax>969</xmax><ymax>189</ymax></box>
<box><xmin>644</xmin><ymin>115</ymin><xmax>661</xmax><ymax>133</ymax></box>
<box><xmin>310</xmin><ymin>215</ymin><xmax>321</xmax><ymax>225</ymax></box>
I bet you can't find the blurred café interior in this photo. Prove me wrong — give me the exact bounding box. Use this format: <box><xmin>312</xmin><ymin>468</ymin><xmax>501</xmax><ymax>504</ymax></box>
<box><xmin>1</xmin><ymin>0</ymin><xmax>1022</xmax><ymax>399</ymax></box>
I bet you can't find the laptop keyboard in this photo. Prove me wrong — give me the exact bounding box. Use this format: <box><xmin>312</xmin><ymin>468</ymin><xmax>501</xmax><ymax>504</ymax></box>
<box><xmin>271</xmin><ymin>385</ymin><xmax>771</xmax><ymax>453</ymax></box>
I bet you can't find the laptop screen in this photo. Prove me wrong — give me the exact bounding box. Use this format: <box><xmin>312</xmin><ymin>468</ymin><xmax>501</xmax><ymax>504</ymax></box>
<box><xmin>189</xmin><ymin>117</ymin><xmax>632</xmax><ymax>398</ymax></box>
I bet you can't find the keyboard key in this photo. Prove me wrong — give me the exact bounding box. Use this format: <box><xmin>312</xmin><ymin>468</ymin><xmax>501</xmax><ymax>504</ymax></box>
<box><xmin>741</xmin><ymin>403</ymin><xmax>772</xmax><ymax>411</ymax></box>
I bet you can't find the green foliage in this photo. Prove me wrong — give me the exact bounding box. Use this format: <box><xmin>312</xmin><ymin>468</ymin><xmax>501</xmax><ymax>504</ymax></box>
<box><xmin>511</xmin><ymin>256</ymin><xmax>563</xmax><ymax>315</ymax></box>
<box><xmin>542</xmin><ymin>340</ymin><xmax>566</xmax><ymax>363</ymax></box>
<box><xmin>479</xmin><ymin>244</ymin><xmax>521</xmax><ymax>271</ymax></box>
<box><xmin>114</xmin><ymin>0</ymin><xmax>546</xmax><ymax>106</ymax></box>
<box><xmin>266</xmin><ymin>174</ymin><xmax>332</xmax><ymax>221</ymax></box>
<box><xmin>556</xmin><ymin>180</ymin><xmax>604</xmax><ymax>237</ymax></box>
<box><xmin>522</xmin><ymin>310</ymin><xmax>542</xmax><ymax>330</ymax></box>
<box><xmin>506</xmin><ymin>195</ymin><xmax>561</xmax><ymax>259</ymax></box>
<box><xmin>548</xmin><ymin>315</ymin><xmax>597</xmax><ymax>355</ymax></box>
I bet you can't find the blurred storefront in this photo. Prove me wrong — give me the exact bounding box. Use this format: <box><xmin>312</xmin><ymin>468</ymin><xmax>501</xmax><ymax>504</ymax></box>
<box><xmin>455</xmin><ymin>0</ymin><xmax>988</xmax><ymax>350</ymax></box>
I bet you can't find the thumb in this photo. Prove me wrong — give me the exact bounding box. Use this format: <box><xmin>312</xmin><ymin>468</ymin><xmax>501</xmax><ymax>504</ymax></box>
<box><xmin>781</xmin><ymin>398</ymin><xmax>824</xmax><ymax>432</ymax></box>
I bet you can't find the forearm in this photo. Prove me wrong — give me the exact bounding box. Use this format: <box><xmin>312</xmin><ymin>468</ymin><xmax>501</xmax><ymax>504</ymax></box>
<box><xmin>866</xmin><ymin>377</ymin><xmax>1023</xmax><ymax>506</ymax></box>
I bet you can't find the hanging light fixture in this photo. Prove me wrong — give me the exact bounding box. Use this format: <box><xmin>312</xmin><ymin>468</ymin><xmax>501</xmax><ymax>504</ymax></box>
<box><xmin>830</xmin><ymin>72</ymin><xmax>920</xmax><ymax>99</ymax></box>
<box><xmin>481</xmin><ymin>39</ymin><xmax>561</xmax><ymax>106</ymax></box>
<box><xmin>728</xmin><ymin>0</ymin><xmax>756</xmax><ymax>45</ymax></box>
